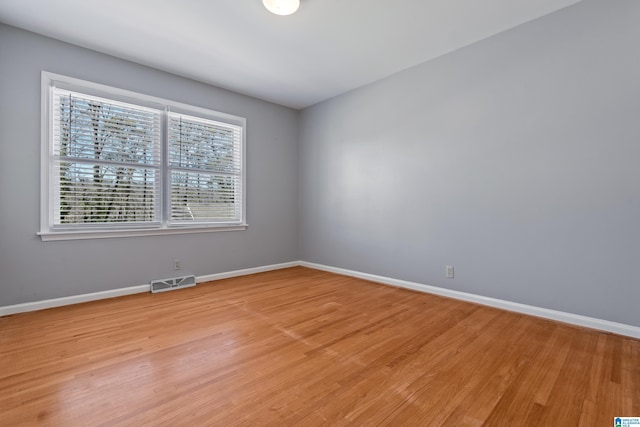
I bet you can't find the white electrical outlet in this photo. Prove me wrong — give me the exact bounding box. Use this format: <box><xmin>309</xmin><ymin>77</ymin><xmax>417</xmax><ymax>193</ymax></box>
<box><xmin>174</xmin><ymin>259</ymin><xmax>182</xmax><ymax>270</ymax></box>
<box><xmin>446</xmin><ymin>265</ymin><xmax>454</xmax><ymax>279</ymax></box>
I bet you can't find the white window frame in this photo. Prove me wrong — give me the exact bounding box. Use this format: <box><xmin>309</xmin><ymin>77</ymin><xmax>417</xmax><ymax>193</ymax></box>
<box><xmin>39</xmin><ymin>72</ymin><xmax>247</xmax><ymax>241</ymax></box>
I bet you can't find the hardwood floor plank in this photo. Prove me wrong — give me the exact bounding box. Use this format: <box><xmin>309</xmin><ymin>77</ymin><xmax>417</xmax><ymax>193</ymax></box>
<box><xmin>1</xmin><ymin>266</ymin><xmax>638</xmax><ymax>426</ymax></box>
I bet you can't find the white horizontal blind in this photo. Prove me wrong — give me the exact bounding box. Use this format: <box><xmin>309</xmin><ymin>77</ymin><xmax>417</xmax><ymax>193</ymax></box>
<box><xmin>51</xmin><ymin>89</ymin><xmax>162</xmax><ymax>226</ymax></box>
<box><xmin>168</xmin><ymin>113</ymin><xmax>243</xmax><ymax>223</ymax></box>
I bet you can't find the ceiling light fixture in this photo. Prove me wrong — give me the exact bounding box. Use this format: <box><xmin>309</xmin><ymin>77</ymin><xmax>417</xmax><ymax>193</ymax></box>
<box><xmin>263</xmin><ymin>0</ymin><xmax>300</xmax><ymax>16</ymax></box>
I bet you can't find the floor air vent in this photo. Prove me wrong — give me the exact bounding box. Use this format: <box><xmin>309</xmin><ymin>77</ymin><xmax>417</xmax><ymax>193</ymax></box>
<box><xmin>150</xmin><ymin>275</ymin><xmax>196</xmax><ymax>293</ymax></box>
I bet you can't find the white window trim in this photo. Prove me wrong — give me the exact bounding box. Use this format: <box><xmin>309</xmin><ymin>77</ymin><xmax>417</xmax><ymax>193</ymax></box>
<box><xmin>39</xmin><ymin>71</ymin><xmax>247</xmax><ymax>241</ymax></box>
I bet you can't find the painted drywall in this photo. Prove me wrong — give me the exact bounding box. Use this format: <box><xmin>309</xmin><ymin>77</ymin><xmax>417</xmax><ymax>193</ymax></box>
<box><xmin>299</xmin><ymin>0</ymin><xmax>640</xmax><ymax>327</ymax></box>
<box><xmin>0</xmin><ymin>24</ymin><xmax>299</xmax><ymax>306</ymax></box>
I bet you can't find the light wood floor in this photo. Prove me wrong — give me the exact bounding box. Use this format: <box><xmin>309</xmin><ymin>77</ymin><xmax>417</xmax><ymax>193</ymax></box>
<box><xmin>1</xmin><ymin>267</ymin><xmax>638</xmax><ymax>426</ymax></box>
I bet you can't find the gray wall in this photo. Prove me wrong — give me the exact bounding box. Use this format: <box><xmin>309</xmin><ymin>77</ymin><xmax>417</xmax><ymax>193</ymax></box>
<box><xmin>299</xmin><ymin>0</ymin><xmax>640</xmax><ymax>327</ymax></box>
<box><xmin>0</xmin><ymin>24</ymin><xmax>299</xmax><ymax>306</ymax></box>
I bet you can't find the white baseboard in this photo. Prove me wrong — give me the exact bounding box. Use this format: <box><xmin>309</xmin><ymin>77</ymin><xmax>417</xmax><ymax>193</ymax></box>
<box><xmin>2</xmin><ymin>260</ymin><xmax>638</xmax><ymax>339</ymax></box>
<box><xmin>0</xmin><ymin>284</ymin><xmax>150</xmax><ymax>317</ymax></box>
<box><xmin>0</xmin><ymin>261</ymin><xmax>300</xmax><ymax>317</ymax></box>
<box><xmin>299</xmin><ymin>261</ymin><xmax>640</xmax><ymax>340</ymax></box>
<box><xmin>197</xmin><ymin>261</ymin><xmax>300</xmax><ymax>283</ymax></box>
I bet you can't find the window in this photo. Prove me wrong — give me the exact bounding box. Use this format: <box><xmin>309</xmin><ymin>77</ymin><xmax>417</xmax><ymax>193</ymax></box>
<box><xmin>168</xmin><ymin>113</ymin><xmax>243</xmax><ymax>224</ymax></box>
<box><xmin>40</xmin><ymin>72</ymin><xmax>246</xmax><ymax>241</ymax></box>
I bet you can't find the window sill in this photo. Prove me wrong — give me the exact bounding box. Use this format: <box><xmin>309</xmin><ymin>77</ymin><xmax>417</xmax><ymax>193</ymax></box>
<box><xmin>38</xmin><ymin>224</ymin><xmax>248</xmax><ymax>241</ymax></box>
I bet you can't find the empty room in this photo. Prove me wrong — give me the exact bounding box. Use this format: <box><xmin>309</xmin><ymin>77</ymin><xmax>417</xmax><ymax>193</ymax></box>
<box><xmin>0</xmin><ymin>0</ymin><xmax>638</xmax><ymax>425</ymax></box>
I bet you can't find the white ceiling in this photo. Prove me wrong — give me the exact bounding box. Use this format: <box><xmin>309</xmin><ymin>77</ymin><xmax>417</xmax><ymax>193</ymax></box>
<box><xmin>0</xmin><ymin>0</ymin><xmax>583</xmax><ymax>109</ymax></box>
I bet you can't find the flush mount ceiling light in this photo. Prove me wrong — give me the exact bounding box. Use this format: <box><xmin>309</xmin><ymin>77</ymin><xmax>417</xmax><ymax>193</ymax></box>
<box><xmin>263</xmin><ymin>0</ymin><xmax>300</xmax><ymax>16</ymax></box>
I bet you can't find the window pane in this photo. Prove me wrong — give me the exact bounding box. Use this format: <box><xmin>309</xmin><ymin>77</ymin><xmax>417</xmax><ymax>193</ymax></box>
<box><xmin>170</xmin><ymin>171</ymin><xmax>240</xmax><ymax>222</ymax></box>
<box><xmin>55</xmin><ymin>91</ymin><xmax>161</xmax><ymax>166</ymax></box>
<box><xmin>55</xmin><ymin>162</ymin><xmax>159</xmax><ymax>225</ymax></box>
<box><xmin>168</xmin><ymin>114</ymin><xmax>240</xmax><ymax>173</ymax></box>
